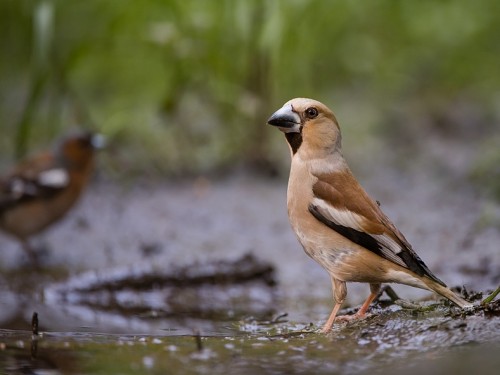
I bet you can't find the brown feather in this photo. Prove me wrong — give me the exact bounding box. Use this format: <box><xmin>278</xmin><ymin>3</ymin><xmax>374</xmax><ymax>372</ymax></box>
<box><xmin>268</xmin><ymin>97</ymin><xmax>469</xmax><ymax>321</ymax></box>
<box><xmin>312</xmin><ymin>170</ymin><xmax>446</xmax><ymax>286</ymax></box>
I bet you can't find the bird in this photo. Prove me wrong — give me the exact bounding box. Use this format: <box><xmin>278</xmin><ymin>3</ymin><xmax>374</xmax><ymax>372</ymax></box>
<box><xmin>0</xmin><ymin>131</ymin><xmax>105</xmax><ymax>263</ymax></box>
<box><xmin>267</xmin><ymin>98</ymin><xmax>472</xmax><ymax>333</ymax></box>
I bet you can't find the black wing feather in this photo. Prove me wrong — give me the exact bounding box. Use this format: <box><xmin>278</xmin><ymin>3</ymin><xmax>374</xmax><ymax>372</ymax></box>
<box><xmin>308</xmin><ymin>204</ymin><xmax>446</xmax><ymax>286</ymax></box>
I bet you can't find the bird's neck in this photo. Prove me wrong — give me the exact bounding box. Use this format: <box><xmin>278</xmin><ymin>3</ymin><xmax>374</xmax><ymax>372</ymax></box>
<box><xmin>293</xmin><ymin>147</ymin><xmax>348</xmax><ymax>176</ymax></box>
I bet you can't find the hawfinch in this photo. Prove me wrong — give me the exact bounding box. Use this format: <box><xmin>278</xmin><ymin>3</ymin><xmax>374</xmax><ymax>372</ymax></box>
<box><xmin>267</xmin><ymin>98</ymin><xmax>472</xmax><ymax>332</ymax></box>
<box><xmin>0</xmin><ymin>132</ymin><xmax>105</xmax><ymax>262</ymax></box>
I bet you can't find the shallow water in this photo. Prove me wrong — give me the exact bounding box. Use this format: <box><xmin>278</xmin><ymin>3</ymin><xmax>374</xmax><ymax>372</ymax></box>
<box><xmin>1</xmin><ymin>174</ymin><xmax>499</xmax><ymax>374</ymax></box>
<box><xmin>0</xmin><ymin>256</ymin><xmax>499</xmax><ymax>374</ymax></box>
<box><xmin>1</xmin><ymin>304</ymin><xmax>499</xmax><ymax>375</ymax></box>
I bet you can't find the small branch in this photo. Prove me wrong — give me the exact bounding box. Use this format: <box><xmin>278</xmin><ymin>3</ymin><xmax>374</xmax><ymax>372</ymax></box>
<box><xmin>383</xmin><ymin>285</ymin><xmax>400</xmax><ymax>302</ymax></box>
<box><xmin>375</xmin><ymin>285</ymin><xmax>400</xmax><ymax>303</ymax></box>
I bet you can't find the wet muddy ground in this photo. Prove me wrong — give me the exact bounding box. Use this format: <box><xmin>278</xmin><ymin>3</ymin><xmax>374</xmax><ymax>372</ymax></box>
<box><xmin>0</xmin><ymin>297</ymin><xmax>499</xmax><ymax>374</ymax></box>
<box><xmin>0</xmin><ymin>161</ymin><xmax>499</xmax><ymax>373</ymax></box>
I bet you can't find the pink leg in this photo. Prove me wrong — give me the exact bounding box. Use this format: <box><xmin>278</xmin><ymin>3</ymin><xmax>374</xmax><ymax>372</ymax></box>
<box><xmin>355</xmin><ymin>283</ymin><xmax>380</xmax><ymax>317</ymax></box>
<box><xmin>336</xmin><ymin>283</ymin><xmax>381</xmax><ymax>321</ymax></box>
<box><xmin>322</xmin><ymin>283</ymin><xmax>381</xmax><ymax>331</ymax></box>
<box><xmin>321</xmin><ymin>277</ymin><xmax>347</xmax><ymax>333</ymax></box>
<box><xmin>321</xmin><ymin>302</ymin><xmax>342</xmax><ymax>333</ymax></box>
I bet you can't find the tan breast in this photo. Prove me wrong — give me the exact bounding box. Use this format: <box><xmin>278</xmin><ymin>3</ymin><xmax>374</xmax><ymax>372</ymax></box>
<box><xmin>285</xmin><ymin>153</ymin><xmax>415</xmax><ymax>284</ymax></box>
<box><xmin>286</xmin><ymin>156</ymin><xmax>341</xmax><ymax>263</ymax></box>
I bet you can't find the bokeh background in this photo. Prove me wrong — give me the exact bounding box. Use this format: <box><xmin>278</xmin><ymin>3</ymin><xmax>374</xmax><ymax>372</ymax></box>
<box><xmin>1</xmin><ymin>0</ymin><xmax>499</xmax><ymax>196</ymax></box>
<box><xmin>1</xmin><ymin>1</ymin><xmax>500</xmax><ymax>373</ymax></box>
<box><xmin>2</xmin><ymin>0</ymin><xmax>500</xmax><ymax>295</ymax></box>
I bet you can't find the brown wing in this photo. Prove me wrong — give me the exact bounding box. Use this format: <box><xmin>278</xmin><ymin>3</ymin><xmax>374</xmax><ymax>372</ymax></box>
<box><xmin>0</xmin><ymin>153</ymin><xmax>68</xmax><ymax>212</ymax></box>
<box><xmin>309</xmin><ymin>170</ymin><xmax>445</xmax><ymax>286</ymax></box>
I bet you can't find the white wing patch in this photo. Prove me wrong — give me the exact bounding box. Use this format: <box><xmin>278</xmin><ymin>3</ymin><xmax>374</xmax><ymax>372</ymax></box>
<box><xmin>311</xmin><ymin>197</ymin><xmax>364</xmax><ymax>231</ymax></box>
<box><xmin>37</xmin><ymin>168</ymin><xmax>69</xmax><ymax>188</ymax></box>
<box><xmin>311</xmin><ymin>197</ymin><xmax>408</xmax><ymax>268</ymax></box>
<box><xmin>372</xmin><ymin>234</ymin><xmax>402</xmax><ymax>254</ymax></box>
<box><xmin>372</xmin><ymin>236</ymin><xmax>407</xmax><ymax>268</ymax></box>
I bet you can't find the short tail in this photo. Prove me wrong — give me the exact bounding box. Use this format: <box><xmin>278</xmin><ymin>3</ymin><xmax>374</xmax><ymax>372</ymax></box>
<box><xmin>422</xmin><ymin>277</ymin><xmax>473</xmax><ymax>309</ymax></box>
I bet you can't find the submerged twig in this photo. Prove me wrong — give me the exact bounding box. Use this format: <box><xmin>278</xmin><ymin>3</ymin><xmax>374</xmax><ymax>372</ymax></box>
<box><xmin>394</xmin><ymin>299</ymin><xmax>437</xmax><ymax>312</ymax></box>
<box><xmin>271</xmin><ymin>312</ymin><xmax>288</xmax><ymax>323</ymax></box>
<box><xmin>194</xmin><ymin>330</ymin><xmax>203</xmax><ymax>351</ymax></box>
<box><xmin>268</xmin><ymin>329</ymin><xmax>316</xmax><ymax>339</ymax></box>
<box><xmin>31</xmin><ymin>311</ymin><xmax>39</xmax><ymax>360</ymax></box>
<box><xmin>31</xmin><ymin>312</ymin><xmax>39</xmax><ymax>336</ymax></box>
<box><xmin>395</xmin><ymin>299</ymin><xmax>422</xmax><ymax>309</ymax></box>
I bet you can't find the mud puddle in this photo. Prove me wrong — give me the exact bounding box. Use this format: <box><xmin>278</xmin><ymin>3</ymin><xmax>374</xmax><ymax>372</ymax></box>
<box><xmin>0</xmin><ymin>298</ymin><xmax>499</xmax><ymax>375</ymax></box>
<box><xmin>0</xmin><ymin>254</ymin><xmax>278</xmax><ymax>336</ymax></box>
<box><xmin>1</xmin><ymin>258</ymin><xmax>499</xmax><ymax>375</ymax></box>
<box><xmin>0</xmin><ymin>176</ymin><xmax>499</xmax><ymax>374</ymax></box>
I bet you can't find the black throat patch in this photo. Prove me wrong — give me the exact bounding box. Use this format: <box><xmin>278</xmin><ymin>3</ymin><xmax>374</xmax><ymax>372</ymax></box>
<box><xmin>285</xmin><ymin>132</ymin><xmax>303</xmax><ymax>154</ymax></box>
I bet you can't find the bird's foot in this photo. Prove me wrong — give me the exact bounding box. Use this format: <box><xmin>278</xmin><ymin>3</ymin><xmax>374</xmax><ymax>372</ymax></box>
<box><xmin>319</xmin><ymin>312</ymin><xmax>373</xmax><ymax>333</ymax></box>
<box><xmin>319</xmin><ymin>324</ymin><xmax>333</xmax><ymax>334</ymax></box>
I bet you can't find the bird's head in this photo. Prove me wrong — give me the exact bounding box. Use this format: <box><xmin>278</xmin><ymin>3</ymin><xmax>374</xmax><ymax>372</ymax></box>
<box><xmin>267</xmin><ymin>98</ymin><xmax>341</xmax><ymax>156</ymax></box>
<box><xmin>58</xmin><ymin>132</ymin><xmax>106</xmax><ymax>170</ymax></box>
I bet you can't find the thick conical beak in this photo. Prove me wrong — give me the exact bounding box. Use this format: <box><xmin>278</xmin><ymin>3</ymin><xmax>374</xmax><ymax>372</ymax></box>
<box><xmin>267</xmin><ymin>104</ymin><xmax>301</xmax><ymax>133</ymax></box>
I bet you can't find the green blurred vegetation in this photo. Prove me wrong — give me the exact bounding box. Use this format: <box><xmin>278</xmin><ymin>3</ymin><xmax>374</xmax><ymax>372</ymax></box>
<box><xmin>0</xmin><ymin>0</ymin><xmax>499</xmax><ymax>184</ymax></box>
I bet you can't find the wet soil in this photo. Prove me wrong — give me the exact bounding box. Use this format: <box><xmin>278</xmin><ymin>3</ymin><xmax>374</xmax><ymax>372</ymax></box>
<box><xmin>0</xmin><ymin>165</ymin><xmax>499</xmax><ymax>373</ymax></box>
<box><xmin>0</xmin><ymin>299</ymin><xmax>499</xmax><ymax>375</ymax></box>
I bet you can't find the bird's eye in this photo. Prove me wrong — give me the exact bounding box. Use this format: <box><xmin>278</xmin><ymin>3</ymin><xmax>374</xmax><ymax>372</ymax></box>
<box><xmin>305</xmin><ymin>107</ymin><xmax>318</xmax><ymax>119</ymax></box>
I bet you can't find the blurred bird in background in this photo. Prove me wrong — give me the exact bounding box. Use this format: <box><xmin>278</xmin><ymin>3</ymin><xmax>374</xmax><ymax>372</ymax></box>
<box><xmin>0</xmin><ymin>131</ymin><xmax>105</xmax><ymax>263</ymax></box>
<box><xmin>268</xmin><ymin>98</ymin><xmax>472</xmax><ymax>333</ymax></box>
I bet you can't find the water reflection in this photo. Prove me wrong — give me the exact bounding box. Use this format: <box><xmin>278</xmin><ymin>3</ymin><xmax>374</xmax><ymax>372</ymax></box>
<box><xmin>0</xmin><ymin>253</ymin><xmax>277</xmax><ymax>335</ymax></box>
<box><xmin>0</xmin><ymin>332</ymin><xmax>75</xmax><ymax>375</ymax></box>
<box><xmin>0</xmin><ymin>244</ymin><xmax>499</xmax><ymax>373</ymax></box>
